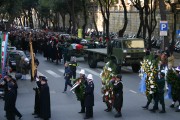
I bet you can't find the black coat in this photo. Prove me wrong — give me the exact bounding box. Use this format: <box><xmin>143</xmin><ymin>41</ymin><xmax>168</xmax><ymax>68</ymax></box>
<box><xmin>4</xmin><ymin>89</ymin><xmax>16</xmax><ymax>112</ymax></box>
<box><xmin>40</xmin><ymin>83</ymin><xmax>51</xmax><ymax>119</ymax></box>
<box><xmin>84</xmin><ymin>81</ymin><xmax>94</xmax><ymax>107</ymax></box>
<box><xmin>113</xmin><ymin>81</ymin><xmax>123</xmax><ymax>109</ymax></box>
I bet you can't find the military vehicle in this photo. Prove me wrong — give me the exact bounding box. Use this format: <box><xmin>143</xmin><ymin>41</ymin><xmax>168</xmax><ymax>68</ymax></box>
<box><xmin>85</xmin><ymin>38</ymin><xmax>146</xmax><ymax>73</ymax></box>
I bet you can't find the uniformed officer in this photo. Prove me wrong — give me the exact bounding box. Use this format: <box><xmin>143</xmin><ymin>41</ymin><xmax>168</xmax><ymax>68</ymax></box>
<box><xmin>69</xmin><ymin>57</ymin><xmax>78</xmax><ymax>80</ymax></box>
<box><xmin>112</xmin><ymin>74</ymin><xmax>123</xmax><ymax>118</ymax></box>
<box><xmin>150</xmin><ymin>72</ymin><xmax>166</xmax><ymax>113</ymax></box>
<box><xmin>74</xmin><ymin>69</ymin><xmax>86</xmax><ymax>113</ymax></box>
<box><xmin>84</xmin><ymin>74</ymin><xmax>94</xmax><ymax>119</ymax></box>
<box><xmin>62</xmin><ymin>62</ymin><xmax>72</xmax><ymax>93</ymax></box>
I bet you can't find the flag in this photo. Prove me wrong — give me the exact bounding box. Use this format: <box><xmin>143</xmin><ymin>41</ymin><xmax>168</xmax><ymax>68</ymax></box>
<box><xmin>1</xmin><ymin>33</ymin><xmax>8</xmax><ymax>77</ymax></box>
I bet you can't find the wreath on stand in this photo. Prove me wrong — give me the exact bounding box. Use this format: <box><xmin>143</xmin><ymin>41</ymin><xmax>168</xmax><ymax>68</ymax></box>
<box><xmin>140</xmin><ymin>54</ymin><xmax>159</xmax><ymax>98</ymax></box>
<box><xmin>100</xmin><ymin>60</ymin><xmax>117</xmax><ymax>108</ymax></box>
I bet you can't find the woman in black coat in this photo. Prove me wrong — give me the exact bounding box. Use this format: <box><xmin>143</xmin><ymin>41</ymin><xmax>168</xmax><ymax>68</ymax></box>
<box><xmin>113</xmin><ymin>74</ymin><xmax>123</xmax><ymax>118</ymax></box>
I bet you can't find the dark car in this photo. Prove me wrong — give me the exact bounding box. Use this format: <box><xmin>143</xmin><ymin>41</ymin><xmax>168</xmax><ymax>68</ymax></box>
<box><xmin>8</xmin><ymin>50</ymin><xmax>29</xmax><ymax>70</ymax></box>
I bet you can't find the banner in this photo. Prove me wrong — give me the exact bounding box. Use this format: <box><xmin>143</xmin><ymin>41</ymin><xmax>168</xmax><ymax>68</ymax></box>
<box><xmin>0</xmin><ymin>32</ymin><xmax>2</xmax><ymax>73</ymax></box>
<box><xmin>78</xmin><ymin>29</ymin><xmax>83</xmax><ymax>38</ymax></box>
<box><xmin>1</xmin><ymin>33</ymin><xmax>8</xmax><ymax>77</ymax></box>
<box><xmin>29</xmin><ymin>35</ymin><xmax>35</xmax><ymax>81</ymax></box>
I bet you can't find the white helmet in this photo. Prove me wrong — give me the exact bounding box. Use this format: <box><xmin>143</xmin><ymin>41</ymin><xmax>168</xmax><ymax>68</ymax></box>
<box><xmin>87</xmin><ymin>74</ymin><xmax>93</xmax><ymax>80</ymax></box>
<box><xmin>79</xmin><ymin>69</ymin><xmax>85</xmax><ymax>75</ymax></box>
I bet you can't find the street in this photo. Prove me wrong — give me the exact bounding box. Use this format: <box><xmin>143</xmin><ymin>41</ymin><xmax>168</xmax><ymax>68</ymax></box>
<box><xmin>0</xmin><ymin>54</ymin><xmax>179</xmax><ymax>120</ymax></box>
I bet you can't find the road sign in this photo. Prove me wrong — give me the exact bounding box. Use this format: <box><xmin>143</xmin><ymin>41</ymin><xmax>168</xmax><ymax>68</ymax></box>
<box><xmin>176</xmin><ymin>30</ymin><xmax>180</xmax><ymax>38</ymax></box>
<box><xmin>160</xmin><ymin>21</ymin><xmax>168</xmax><ymax>36</ymax></box>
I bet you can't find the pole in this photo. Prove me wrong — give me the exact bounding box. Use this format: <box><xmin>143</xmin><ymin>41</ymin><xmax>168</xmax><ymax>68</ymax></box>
<box><xmin>29</xmin><ymin>33</ymin><xmax>35</xmax><ymax>81</ymax></box>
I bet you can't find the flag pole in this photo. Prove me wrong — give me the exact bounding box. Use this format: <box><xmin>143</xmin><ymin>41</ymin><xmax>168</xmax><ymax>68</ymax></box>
<box><xmin>29</xmin><ymin>33</ymin><xmax>35</xmax><ymax>81</ymax></box>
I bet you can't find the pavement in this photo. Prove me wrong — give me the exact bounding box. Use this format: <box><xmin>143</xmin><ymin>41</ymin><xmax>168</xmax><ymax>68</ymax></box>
<box><xmin>0</xmin><ymin>53</ymin><xmax>180</xmax><ymax>120</ymax></box>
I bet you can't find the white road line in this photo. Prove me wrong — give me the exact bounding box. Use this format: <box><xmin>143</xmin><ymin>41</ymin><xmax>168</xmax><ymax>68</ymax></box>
<box><xmin>58</xmin><ymin>69</ymin><xmax>64</xmax><ymax>73</ymax></box>
<box><xmin>85</xmin><ymin>68</ymin><xmax>100</xmax><ymax>77</ymax></box>
<box><xmin>37</xmin><ymin>71</ymin><xmax>47</xmax><ymax>78</ymax></box>
<box><xmin>45</xmin><ymin>70</ymin><xmax>61</xmax><ymax>78</ymax></box>
<box><xmin>129</xmin><ymin>90</ymin><xmax>137</xmax><ymax>94</ymax></box>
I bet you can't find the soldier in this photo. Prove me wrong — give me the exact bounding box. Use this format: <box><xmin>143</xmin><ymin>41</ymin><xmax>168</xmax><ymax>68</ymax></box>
<box><xmin>69</xmin><ymin>57</ymin><xmax>78</xmax><ymax>80</ymax></box>
<box><xmin>84</xmin><ymin>74</ymin><xmax>94</xmax><ymax>119</ymax></box>
<box><xmin>39</xmin><ymin>77</ymin><xmax>51</xmax><ymax>120</ymax></box>
<box><xmin>5</xmin><ymin>82</ymin><xmax>16</xmax><ymax>120</ymax></box>
<box><xmin>74</xmin><ymin>69</ymin><xmax>86</xmax><ymax>113</ymax></box>
<box><xmin>32</xmin><ymin>76</ymin><xmax>42</xmax><ymax>117</ymax></box>
<box><xmin>175</xmin><ymin>66</ymin><xmax>180</xmax><ymax>112</ymax></box>
<box><xmin>150</xmin><ymin>72</ymin><xmax>166</xmax><ymax>113</ymax></box>
<box><xmin>62</xmin><ymin>62</ymin><xmax>72</xmax><ymax>93</ymax></box>
<box><xmin>112</xmin><ymin>74</ymin><xmax>123</xmax><ymax>118</ymax></box>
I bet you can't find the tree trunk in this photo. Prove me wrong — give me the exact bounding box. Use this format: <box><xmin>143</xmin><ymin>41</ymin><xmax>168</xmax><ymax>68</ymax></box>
<box><xmin>82</xmin><ymin>0</ymin><xmax>88</xmax><ymax>39</ymax></box>
<box><xmin>60</xmin><ymin>13</ymin><xmax>66</xmax><ymax>32</ymax></box>
<box><xmin>118</xmin><ymin>0</ymin><xmax>128</xmax><ymax>37</ymax></box>
<box><xmin>68</xmin><ymin>13</ymin><xmax>72</xmax><ymax>34</ymax></box>
<box><xmin>92</xmin><ymin>4</ymin><xmax>99</xmax><ymax>38</ymax></box>
<box><xmin>71</xmin><ymin>0</ymin><xmax>76</xmax><ymax>35</ymax></box>
<box><xmin>28</xmin><ymin>9</ymin><xmax>34</xmax><ymax>29</ymax></box>
<box><xmin>137</xmin><ymin>9</ymin><xmax>144</xmax><ymax>38</ymax></box>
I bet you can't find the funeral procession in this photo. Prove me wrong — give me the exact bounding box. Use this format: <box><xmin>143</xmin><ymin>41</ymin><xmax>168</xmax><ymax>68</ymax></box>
<box><xmin>1</xmin><ymin>0</ymin><xmax>180</xmax><ymax>120</ymax></box>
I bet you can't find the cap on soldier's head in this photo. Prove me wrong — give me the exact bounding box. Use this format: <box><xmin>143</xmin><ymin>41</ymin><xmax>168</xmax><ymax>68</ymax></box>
<box><xmin>160</xmin><ymin>72</ymin><xmax>165</xmax><ymax>77</ymax></box>
<box><xmin>41</xmin><ymin>76</ymin><xmax>48</xmax><ymax>81</ymax></box>
<box><xmin>87</xmin><ymin>74</ymin><xmax>93</xmax><ymax>80</ymax></box>
<box><xmin>116</xmin><ymin>74</ymin><xmax>122</xmax><ymax>79</ymax></box>
<box><xmin>79</xmin><ymin>69</ymin><xmax>85</xmax><ymax>75</ymax></box>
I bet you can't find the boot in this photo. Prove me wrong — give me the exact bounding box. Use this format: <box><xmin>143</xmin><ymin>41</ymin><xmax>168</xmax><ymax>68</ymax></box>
<box><xmin>159</xmin><ymin>105</ymin><xmax>166</xmax><ymax>113</ymax></box>
<box><xmin>114</xmin><ymin>112</ymin><xmax>122</xmax><ymax>118</ymax></box>
<box><xmin>142</xmin><ymin>101</ymin><xmax>150</xmax><ymax>109</ymax></box>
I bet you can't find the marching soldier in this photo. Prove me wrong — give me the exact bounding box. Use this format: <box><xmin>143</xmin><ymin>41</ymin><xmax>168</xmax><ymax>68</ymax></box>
<box><xmin>112</xmin><ymin>74</ymin><xmax>123</xmax><ymax>118</ymax></box>
<box><xmin>84</xmin><ymin>74</ymin><xmax>94</xmax><ymax>119</ymax></box>
<box><xmin>62</xmin><ymin>62</ymin><xmax>72</xmax><ymax>93</ymax></box>
<box><xmin>74</xmin><ymin>69</ymin><xmax>86</xmax><ymax>113</ymax></box>
<box><xmin>32</xmin><ymin>76</ymin><xmax>42</xmax><ymax>117</ymax></box>
<box><xmin>39</xmin><ymin>77</ymin><xmax>51</xmax><ymax>120</ymax></box>
<box><xmin>150</xmin><ymin>72</ymin><xmax>166</xmax><ymax>113</ymax></box>
<box><xmin>69</xmin><ymin>57</ymin><xmax>78</xmax><ymax>80</ymax></box>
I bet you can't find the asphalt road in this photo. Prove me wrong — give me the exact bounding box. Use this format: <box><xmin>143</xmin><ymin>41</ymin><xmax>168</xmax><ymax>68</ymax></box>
<box><xmin>0</xmin><ymin>54</ymin><xmax>179</xmax><ymax>120</ymax></box>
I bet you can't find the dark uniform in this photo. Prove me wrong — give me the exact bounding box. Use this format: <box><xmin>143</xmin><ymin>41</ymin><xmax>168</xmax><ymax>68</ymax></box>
<box><xmin>176</xmin><ymin>71</ymin><xmax>180</xmax><ymax>112</ymax></box>
<box><xmin>69</xmin><ymin>59</ymin><xmax>78</xmax><ymax>79</ymax></box>
<box><xmin>74</xmin><ymin>75</ymin><xmax>86</xmax><ymax>113</ymax></box>
<box><xmin>150</xmin><ymin>72</ymin><xmax>166</xmax><ymax>113</ymax></box>
<box><xmin>63</xmin><ymin>65</ymin><xmax>72</xmax><ymax>92</ymax></box>
<box><xmin>84</xmin><ymin>78</ymin><xmax>94</xmax><ymax>119</ymax></box>
<box><xmin>39</xmin><ymin>77</ymin><xmax>51</xmax><ymax>120</ymax></box>
<box><xmin>112</xmin><ymin>74</ymin><xmax>123</xmax><ymax>118</ymax></box>
<box><xmin>4</xmin><ymin>83</ymin><xmax>16</xmax><ymax>120</ymax></box>
<box><xmin>32</xmin><ymin>80</ymin><xmax>41</xmax><ymax>116</ymax></box>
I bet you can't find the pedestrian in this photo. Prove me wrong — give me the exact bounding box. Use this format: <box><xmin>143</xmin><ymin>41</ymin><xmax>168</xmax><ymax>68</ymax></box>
<box><xmin>150</xmin><ymin>72</ymin><xmax>166</xmax><ymax>113</ymax></box>
<box><xmin>62</xmin><ymin>62</ymin><xmax>73</xmax><ymax>93</ymax></box>
<box><xmin>112</xmin><ymin>74</ymin><xmax>123</xmax><ymax>118</ymax></box>
<box><xmin>84</xmin><ymin>74</ymin><xmax>94</xmax><ymax>119</ymax></box>
<box><xmin>69</xmin><ymin>56</ymin><xmax>78</xmax><ymax>80</ymax></box>
<box><xmin>38</xmin><ymin>77</ymin><xmax>51</xmax><ymax>120</ymax></box>
<box><xmin>74</xmin><ymin>69</ymin><xmax>86</xmax><ymax>113</ymax></box>
<box><xmin>174</xmin><ymin>66</ymin><xmax>180</xmax><ymax>112</ymax></box>
<box><xmin>20</xmin><ymin>57</ymin><xmax>29</xmax><ymax>80</ymax></box>
<box><xmin>4</xmin><ymin>82</ymin><xmax>16</xmax><ymax>120</ymax></box>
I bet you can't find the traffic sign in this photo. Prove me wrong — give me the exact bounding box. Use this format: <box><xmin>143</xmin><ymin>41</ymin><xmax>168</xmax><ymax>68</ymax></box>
<box><xmin>176</xmin><ymin>30</ymin><xmax>180</xmax><ymax>38</ymax></box>
<box><xmin>160</xmin><ymin>21</ymin><xmax>168</xmax><ymax>36</ymax></box>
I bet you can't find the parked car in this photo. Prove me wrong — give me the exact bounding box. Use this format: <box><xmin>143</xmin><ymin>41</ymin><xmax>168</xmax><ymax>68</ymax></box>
<box><xmin>8</xmin><ymin>50</ymin><xmax>29</xmax><ymax>70</ymax></box>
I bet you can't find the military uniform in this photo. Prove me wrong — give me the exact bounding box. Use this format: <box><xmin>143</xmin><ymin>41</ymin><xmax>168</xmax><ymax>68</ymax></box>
<box><xmin>150</xmin><ymin>72</ymin><xmax>166</xmax><ymax>113</ymax></box>
<box><xmin>84</xmin><ymin>74</ymin><xmax>94</xmax><ymax>119</ymax></box>
<box><xmin>69</xmin><ymin>60</ymin><xmax>78</xmax><ymax>79</ymax></box>
<box><xmin>112</xmin><ymin>74</ymin><xmax>123</xmax><ymax>118</ymax></box>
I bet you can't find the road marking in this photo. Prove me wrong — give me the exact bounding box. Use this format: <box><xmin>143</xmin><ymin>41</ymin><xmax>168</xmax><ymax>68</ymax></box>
<box><xmin>37</xmin><ymin>71</ymin><xmax>47</xmax><ymax>78</ymax></box>
<box><xmin>129</xmin><ymin>90</ymin><xmax>137</xmax><ymax>94</ymax></box>
<box><xmin>78</xmin><ymin>66</ymin><xmax>100</xmax><ymax>77</ymax></box>
<box><xmin>58</xmin><ymin>69</ymin><xmax>64</xmax><ymax>73</ymax></box>
<box><xmin>45</xmin><ymin>70</ymin><xmax>61</xmax><ymax>78</ymax></box>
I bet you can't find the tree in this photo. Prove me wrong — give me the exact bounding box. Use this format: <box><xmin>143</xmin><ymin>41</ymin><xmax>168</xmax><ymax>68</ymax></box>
<box><xmin>118</xmin><ymin>0</ymin><xmax>128</xmax><ymax>37</ymax></box>
<box><xmin>130</xmin><ymin>0</ymin><xmax>145</xmax><ymax>38</ymax></box>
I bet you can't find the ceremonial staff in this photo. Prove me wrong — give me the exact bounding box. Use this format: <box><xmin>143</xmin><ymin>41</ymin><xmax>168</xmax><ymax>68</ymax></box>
<box><xmin>29</xmin><ymin>33</ymin><xmax>35</xmax><ymax>81</ymax></box>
